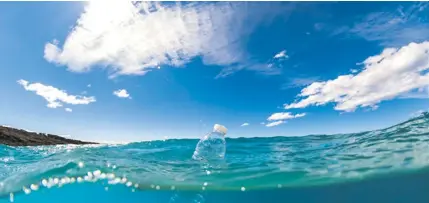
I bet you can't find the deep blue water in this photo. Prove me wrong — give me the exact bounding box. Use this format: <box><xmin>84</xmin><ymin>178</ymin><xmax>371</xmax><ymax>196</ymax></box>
<box><xmin>2</xmin><ymin>113</ymin><xmax>429</xmax><ymax>203</ymax></box>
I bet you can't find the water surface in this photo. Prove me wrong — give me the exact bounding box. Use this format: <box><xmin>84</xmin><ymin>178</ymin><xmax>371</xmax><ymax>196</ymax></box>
<box><xmin>2</xmin><ymin>113</ymin><xmax>429</xmax><ymax>202</ymax></box>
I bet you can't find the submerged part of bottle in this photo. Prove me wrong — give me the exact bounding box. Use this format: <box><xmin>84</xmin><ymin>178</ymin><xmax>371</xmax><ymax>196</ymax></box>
<box><xmin>192</xmin><ymin>124</ymin><xmax>228</xmax><ymax>161</ymax></box>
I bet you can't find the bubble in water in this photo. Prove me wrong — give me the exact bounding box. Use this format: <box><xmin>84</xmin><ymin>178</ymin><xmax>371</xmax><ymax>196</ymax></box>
<box><xmin>9</xmin><ymin>193</ymin><xmax>14</xmax><ymax>203</ymax></box>
<box><xmin>169</xmin><ymin>193</ymin><xmax>205</xmax><ymax>203</ymax></box>
<box><xmin>104</xmin><ymin>187</ymin><xmax>109</xmax><ymax>191</ymax></box>
<box><xmin>156</xmin><ymin>185</ymin><xmax>160</xmax><ymax>190</ymax></box>
<box><xmin>203</xmin><ymin>182</ymin><xmax>208</xmax><ymax>186</ymax></box>
<box><xmin>108</xmin><ymin>178</ymin><xmax>121</xmax><ymax>185</ymax></box>
<box><xmin>22</xmin><ymin>186</ymin><xmax>31</xmax><ymax>194</ymax></box>
<box><xmin>46</xmin><ymin>179</ymin><xmax>53</xmax><ymax>188</ymax></box>
<box><xmin>107</xmin><ymin>173</ymin><xmax>115</xmax><ymax>179</ymax></box>
<box><xmin>93</xmin><ymin>170</ymin><xmax>101</xmax><ymax>177</ymax></box>
<box><xmin>78</xmin><ymin>162</ymin><xmax>84</xmax><ymax>168</ymax></box>
<box><xmin>41</xmin><ymin>179</ymin><xmax>48</xmax><ymax>187</ymax></box>
<box><xmin>126</xmin><ymin>182</ymin><xmax>132</xmax><ymax>187</ymax></box>
<box><xmin>30</xmin><ymin>184</ymin><xmax>39</xmax><ymax>191</ymax></box>
<box><xmin>194</xmin><ymin>194</ymin><xmax>205</xmax><ymax>203</ymax></box>
<box><xmin>84</xmin><ymin>176</ymin><xmax>91</xmax><ymax>182</ymax></box>
<box><xmin>169</xmin><ymin>194</ymin><xmax>179</xmax><ymax>203</ymax></box>
<box><xmin>241</xmin><ymin>187</ymin><xmax>246</xmax><ymax>192</ymax></box>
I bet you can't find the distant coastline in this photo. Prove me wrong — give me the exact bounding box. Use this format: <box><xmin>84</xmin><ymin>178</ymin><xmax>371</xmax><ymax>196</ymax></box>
<box><xmin>0</xmin><ymin>125</ymin><xmax>97</xmax><ymax>146</ymax></box>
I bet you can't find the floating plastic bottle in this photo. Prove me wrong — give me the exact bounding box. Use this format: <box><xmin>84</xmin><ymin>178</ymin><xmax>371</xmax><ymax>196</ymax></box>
<box><xmin>192</xmin><ymin>124</ymin><xmax>228</xmax><ymax>161</ymax></box>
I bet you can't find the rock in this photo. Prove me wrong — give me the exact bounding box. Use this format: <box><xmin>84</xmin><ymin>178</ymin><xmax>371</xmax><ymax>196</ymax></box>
<box><xmin>0</xmin><ymin>125</ymin><xmax>97</xmax><ymax>146</ymax></box>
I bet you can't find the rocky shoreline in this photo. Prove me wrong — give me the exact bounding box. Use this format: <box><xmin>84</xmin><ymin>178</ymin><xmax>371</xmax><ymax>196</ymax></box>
<box><xmin>0</xmin><ymin>125</ymin><xmax>97</xmax><ymax>146</ymax></box>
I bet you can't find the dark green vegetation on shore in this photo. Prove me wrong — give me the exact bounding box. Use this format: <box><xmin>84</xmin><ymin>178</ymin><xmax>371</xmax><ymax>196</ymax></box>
<box><xmin>0</xmin><ymin>125</ymin><xmax>97</xmax><ymax>146</ymax></box>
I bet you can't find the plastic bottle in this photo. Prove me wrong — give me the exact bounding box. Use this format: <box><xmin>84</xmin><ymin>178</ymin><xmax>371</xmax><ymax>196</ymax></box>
<box><xmin>192</xmin><ymin>124</ymin><xmax>227</xmax><ymax>161</ymax></box>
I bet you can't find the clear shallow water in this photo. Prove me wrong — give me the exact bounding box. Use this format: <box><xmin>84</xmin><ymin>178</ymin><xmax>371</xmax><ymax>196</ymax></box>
<box><xmin>2</xmin><ymin>113</ymin><xmax>429</xmax><ymax>202</ymax></box>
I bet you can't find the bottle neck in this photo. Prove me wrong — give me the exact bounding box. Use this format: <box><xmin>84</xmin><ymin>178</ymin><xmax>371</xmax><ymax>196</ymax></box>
<box><xmin>209</xmin><ymin>131</ymin><xmax>225</xmax><ymax>139</ymax></box>
<box><xmin>213</xmin><ymin>129</ymin><xmax>226</xmax><ymax>135</ymax></box>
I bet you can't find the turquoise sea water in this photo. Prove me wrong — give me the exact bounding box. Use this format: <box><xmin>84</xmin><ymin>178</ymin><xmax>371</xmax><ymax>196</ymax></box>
<box><xmin>2</xmin><ymin>113</ymin><xmax>429</xmax><ymax>202</ymax></box>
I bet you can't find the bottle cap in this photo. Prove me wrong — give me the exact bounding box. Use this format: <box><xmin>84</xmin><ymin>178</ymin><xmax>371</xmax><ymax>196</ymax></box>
<box><xmin>213</xmin><ymin>124</ymin><xmax>228</xmax><ymax>135</ymax></box>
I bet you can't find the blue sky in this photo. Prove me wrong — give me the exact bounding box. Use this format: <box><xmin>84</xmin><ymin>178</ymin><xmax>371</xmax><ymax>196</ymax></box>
<box><xmin>1</xmin><ymin>2</ymin><xmax>429</xmax><ymax>143</ymax></box>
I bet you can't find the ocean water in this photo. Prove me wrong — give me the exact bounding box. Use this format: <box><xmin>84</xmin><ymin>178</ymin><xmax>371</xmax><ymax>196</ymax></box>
<box><xmin>2</xmin><ymin>113</ymin><xmax>429</xmax><ymax>203</ymax></box>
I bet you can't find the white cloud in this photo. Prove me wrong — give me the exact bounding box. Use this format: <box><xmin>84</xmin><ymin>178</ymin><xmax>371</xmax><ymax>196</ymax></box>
<box><xmin>113</xmin><ymin>89</ymin><xmax>130</xmax><ymax>98</ymax></box>
<box><xmin>241</xmin><ymin>123</ymin><xmax>249</xmax><ymax>127</ymax></box>
<box><xmin>273</xmin><ymin>50</ymin><xmax>288</xmax><ymax>59</ymax></box>
<box><xmin>215</xmin><ymin>62</ymin><xmax>282</xmax><ymax>79</ymax></box>
<box><xmin>266</xmin><ymin>120</ymin><xmax>285</xmax><ymax>127</ymax></box>
<box><xmin>267</xmin><ymin>112</ymin><xmax>306</xmax><ymax>121</ymax></box>
<box><xmin>87</xmin><ymin>84</ymin><xmax>91</xmax><ymax>88</ymax></box>
<box><xmin>399</xmin><ymin>86</ymin><xmax>429</xmax><ymax>99</ymax></box>
<box><xmin>332</xmin><ymin>3</ymin><xmax>429</xmax><ymax>46</ymax></box>
<box><xmin>265</xmin><ymin>112</ymin><xmax>305</xmax><ymax>127</ymax></box>
<box><xmin>285</xmin><ymin>41</ymin><xmax>429</xmax><ymax>112</ymax></box>
<box><xmin>44</xmin><ymin>2</ymin><xmax>291</xmax><ymax>78</ymax></box>
<box><xmin>17</xmin><ymin>79</ymin><xmax>96</xmax><ymax>108</ymax></box>
<box><xmin>65</xmin><ymin>108</ymin><xmax>73</xmax><ymax>112</ymax></box>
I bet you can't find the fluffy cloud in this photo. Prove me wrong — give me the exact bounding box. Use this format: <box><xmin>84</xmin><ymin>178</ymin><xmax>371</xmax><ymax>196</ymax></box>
<box><xmin>273</xmin><ymin>50</ymin><xmax>288</xmax><ymax>59</ymax></box>
<box><xmin>241</xmin><ymin>123</ymin><xmax>249</xmax><ymax>127</ymax></box>
<box><xmin>113</xmin><ymin>89</ymin><xmax>130</xmax><ymax>99</ymax></box>
<box><xmin>267</xmin><ymin>112</ymin><xmax>306</xmax><ymax>121</ymax></box>
<box><xmin>65</xmin><ymin>108</ymin><xmax>73</xmax><ymax>112</ymax></box>
<box><xmin>44</xmin><ymin>2</ymin><xmax>292</xmax><ymax>78</ymax></box>
<box><xmin>285</xmin><ymin>41</ymin><xmax>429</xmax><ymax>112</ymax></box>
<box><xmin>265</xmin><ymin>120</ymin><xmax>285</xmax><ymax>127</ymax></box>
<box><xmin>265</xmin><ymin>112</ymin><xmax>305</xmax><ymax>127</ymax></box>
<box><xmin>17</xmin><ymin>79</ymin><xmax>96</xmax><ymax>108</ymax></box>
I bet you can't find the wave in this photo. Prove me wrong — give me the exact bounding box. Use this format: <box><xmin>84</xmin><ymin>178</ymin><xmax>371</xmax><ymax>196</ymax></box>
<box><xmin>1</xmin><ymin>112</ymin><xmax>429</xmax><ymax>196</ymax></box>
